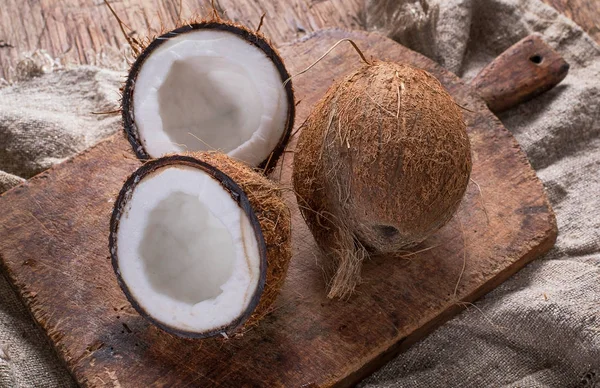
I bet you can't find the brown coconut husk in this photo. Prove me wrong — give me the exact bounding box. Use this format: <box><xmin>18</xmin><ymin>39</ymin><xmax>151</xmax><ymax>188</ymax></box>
<box><xmin>293</xmin><ymin>61</ymin><xmax>472</xmax><ymax>299</ymax></box>
<box><xmin>188</xmin><ymin>152</ymin><xmax>292</xmax><ymax>327</ymax></box>
<box><xmin>110</xmin><ymin>152</ymin><xmax>291</xmax><ymax>338</ymax></box>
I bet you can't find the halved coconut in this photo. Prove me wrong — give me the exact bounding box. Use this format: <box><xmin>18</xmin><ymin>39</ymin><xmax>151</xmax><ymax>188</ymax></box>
<box><xmin>109</xmin><ymin>153</ymin><xmax>291</xmax><ymax>338</ymax></box>
<box><xmin>122</xmin><ymin>21</ymin><xmax>295</xmax><ymax>171</ymax></box>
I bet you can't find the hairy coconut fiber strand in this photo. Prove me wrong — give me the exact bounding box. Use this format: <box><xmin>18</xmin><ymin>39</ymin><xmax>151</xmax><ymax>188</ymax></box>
<box><xmin>293</xmin><ymin>62</ymin><xmax>471</xmax><ymax>299</ymax></box>
<box><xmin>188</xmin><ymin>152</ymin><xmax>292</xmax><ymax>325</ymax></box>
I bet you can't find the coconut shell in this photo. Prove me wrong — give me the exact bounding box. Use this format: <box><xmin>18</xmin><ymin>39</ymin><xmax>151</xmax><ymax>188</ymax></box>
<box><xmin>188</xmin><ymin>152</ymin><xmax>292</xmax><ymax>327</ymax></box>
<box><xmin>109</xmin><ymin>152</ymin><xmax>291</xmax><ymax>338</ymax></box>
<box><xmin>293</xmin><ymin>61</ymin><xmax>472</xmax><ymax>299</ymax></box>
<box><xmin>121</xmin><ymin>20</ymin><xmax>295</xmax><ymax>173</ymax></box>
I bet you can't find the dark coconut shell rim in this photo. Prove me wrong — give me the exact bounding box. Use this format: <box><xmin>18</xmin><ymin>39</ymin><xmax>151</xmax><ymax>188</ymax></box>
<box><xmin>109</xmin><ymin>155</ymin><xmax>268</xmax><ymax>339</ymax></box>
<box><xmin>121</xmin><ymin>22</ymin><xmax>295</xmax><ymax>173</ymax></box>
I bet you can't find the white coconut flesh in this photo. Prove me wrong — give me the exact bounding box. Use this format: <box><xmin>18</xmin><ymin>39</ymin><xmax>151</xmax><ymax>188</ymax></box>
<box><xmin>133</xmin><ymin>29</ymin><xmax>289</xmax><ymax>166</ymax></box>
<box><xmin>116</xmin><ymin>165</ymin><xmax>262</xmax><ymax>334</ymax></box>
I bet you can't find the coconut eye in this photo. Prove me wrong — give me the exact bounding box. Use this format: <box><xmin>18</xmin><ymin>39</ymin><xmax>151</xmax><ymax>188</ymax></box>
<box><xmin>376</xmin><ymin>225</ymin><xmax>400</xmax><ymax>238</ymax></box>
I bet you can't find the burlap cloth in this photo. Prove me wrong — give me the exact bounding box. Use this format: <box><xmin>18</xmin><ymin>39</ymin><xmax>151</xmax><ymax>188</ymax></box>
<box><xmin>0</xmin><ymin>0</ymin><xmax>598</xmax><ymax>386</ymax></box>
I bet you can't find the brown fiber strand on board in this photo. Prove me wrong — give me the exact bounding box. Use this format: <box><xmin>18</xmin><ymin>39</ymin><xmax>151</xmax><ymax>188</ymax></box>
<box><xmin>262</xmin><ymin>151</ymin><xmax>276</xmax><ymax>176</ymax></box>
<box><xmin>455</xmin><ymin>101</ymin><xmax>474</xmax><ymax>113</ymax></box>
<box><xmin>470</xmin><ymin>177</ymin><xmax>490</xmax><ymax>224</ymax></box>
<box><xmin>103</xmin><ymin>0</ymin><xmax>142</xmax><ymax>56</ymax></box>
<box><xmin>395</xmin><ymin>244</ymin><xmax>439</xmax><ymax>260</ymax></box>
<box><xmin>276</xmin><ymin>148</ymin><xmax>286</xmax><ymax>182</ymax></box>
<box><xmin>282</xmin><ymin>39</ymin><xmax>372</xmax><ymax>88</ymax></box>
<box><xmin>211</xmin><ymin>0</ymin><xmax>222</xmax><ymax>21</ymax></box>
<box><xmin>290</xmin><ymin>116</ymin><xmax>310</xmax><ymax>141</ymax></box>
<box><xmin>256</xmin><ymin>13</ymin><xmax>266</xmax><ymax>34</ymax></box>
<box><xmin>91</xmin><ymin>109</ymin><xmax>121</xmax><ymax>115</ymax></box>
<box><xmin>121</xmin><ymin>152</ymin><xmax>140</xmax><ymax>162</ymax></box>
<box><xmin>453</xmin><ymin>217</ymin><xmax>467</xmax><ymax>300</ymax></box>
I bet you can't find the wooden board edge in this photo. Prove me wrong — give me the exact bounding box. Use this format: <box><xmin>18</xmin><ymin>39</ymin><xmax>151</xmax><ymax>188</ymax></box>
<box><xmin>333</xmin><ymin>215</ymin><xmax>558</xmax><ymax>388</ymax></box>
<box><xmin>0</xmin><ymin>134</ymin><xmax>136</xmax><ymax>387</ymax></box>
<box><xmin>0</xmin><ymin>134</ymin><xmax>129</xmax><ymax>200</ymax></box>
<box><xmin>0</xmin><ymin>263</ymin><xmax>82</xmax><ymax>385</ymax></box>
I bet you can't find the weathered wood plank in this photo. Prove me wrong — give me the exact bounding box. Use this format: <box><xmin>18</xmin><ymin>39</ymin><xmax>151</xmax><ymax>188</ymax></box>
<box><xmin>1</xmin><ymin>0</ymin><xmax>597</xmax><ymax>81</ymax></box>
<box><xmin>0</xmin><ymin>0</ymin><xmax>362</xmax><ymax>81</ymax></box>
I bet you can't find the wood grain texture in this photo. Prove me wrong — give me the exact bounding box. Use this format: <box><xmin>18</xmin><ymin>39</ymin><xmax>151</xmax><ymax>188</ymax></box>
<box><xmin>542</xmin><ymin>0</ymin><xmax>600</xmax><ymax>43</ymax></box>
<box><xmin>0</xmin><ymin>0</ymin><xmax>598</xmax><ymax>81</ymax></box>
<box><xmin>0</xmin><ymin>29</ymin><xmax>556</xmax><ymax>387</ymax></box>
<box><xmin>472</xmin><ymin>34</ymin><xmax>570</xmax><ymax>113</ymax></box>
<box><xmin>0</xmin><ymin>0</ymin><xmax>363</xmax><ymax>81</ymax></box>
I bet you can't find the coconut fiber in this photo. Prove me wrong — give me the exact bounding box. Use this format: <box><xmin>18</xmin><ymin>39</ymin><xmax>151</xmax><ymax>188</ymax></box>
<box><xmin>0</xmin><ymin>0</ymin><xmax>599</xmax><ymax>386</ymax></box>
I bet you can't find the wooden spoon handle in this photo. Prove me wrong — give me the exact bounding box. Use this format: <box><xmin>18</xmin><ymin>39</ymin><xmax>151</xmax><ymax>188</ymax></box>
<box><xmin>470</xmin><ymin>34</ymin><xmax>570</xmax><ymax>113</ymax></box>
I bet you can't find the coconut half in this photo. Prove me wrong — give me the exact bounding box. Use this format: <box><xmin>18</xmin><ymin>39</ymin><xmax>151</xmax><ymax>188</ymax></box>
<box><xmin>109</xmin><ymin>154</ymin><xmax>291</xmax><ymax>338</ymax></box>
<box><xmin>122</xmin><ymin>22</ymin><xmax>295</xmax><ymax>171</ymax></box>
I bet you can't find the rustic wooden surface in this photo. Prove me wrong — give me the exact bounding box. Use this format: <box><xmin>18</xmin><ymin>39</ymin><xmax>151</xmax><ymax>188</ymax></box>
<box><xmin>0</xmin><ymin>0</ymin><xmax>599</xmax><ymax>81</ymax></box>
<box><xmin>472</xmin><ymin>34</ymin><xmax>570</xmax><ymax>113</ymax></box>
<box><xmin>0</xmin><ymin>0</ymin><xmax>362</xmax><ymax>81</ymax></box>
<box><xmin>543</xmin><ymin>0</ymin><xmax>600</xmax><ymax>42</ymax></box>
<box><xmin>0</xmin><ymin>29</ymin><xmax>556</xmax><ymax>387</ymax></box>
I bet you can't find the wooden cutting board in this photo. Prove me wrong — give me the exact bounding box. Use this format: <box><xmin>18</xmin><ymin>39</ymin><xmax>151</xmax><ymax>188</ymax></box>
<box><xmin>0</xmin><ymin>29</ymin><xmax>557</xmax><ymax>387</ymax></box>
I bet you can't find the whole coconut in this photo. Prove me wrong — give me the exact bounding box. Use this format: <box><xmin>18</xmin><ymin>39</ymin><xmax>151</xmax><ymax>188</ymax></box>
<box><xmin>293</xmin><ymin>61</ymin><xmax>472</xmax><ymax>299</ymax></box>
